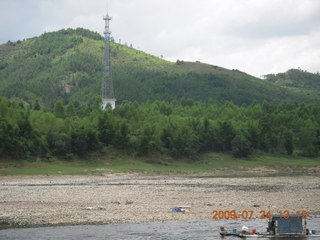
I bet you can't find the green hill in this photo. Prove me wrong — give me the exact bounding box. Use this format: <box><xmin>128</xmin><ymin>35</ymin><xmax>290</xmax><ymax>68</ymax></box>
<box><xmin>0</xmin><ymin>28</ymin><xmax>318</xmax><ymax>107</ymax></box>
<box><xmin>264</xmin><ymin>69</ymin><xmax>320</xmax><ymax>89</ymax></box>
<box><xmin>264</xmin><ymin>69</ymin><xmax>320</xmax><ymax>103</ymax></box>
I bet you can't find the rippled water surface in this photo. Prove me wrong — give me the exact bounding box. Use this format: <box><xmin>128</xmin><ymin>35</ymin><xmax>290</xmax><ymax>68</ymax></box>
<box><xmin>1</xmin><ymin>218</ymin><xmax>320</xmax><ymax>240</ymax></box>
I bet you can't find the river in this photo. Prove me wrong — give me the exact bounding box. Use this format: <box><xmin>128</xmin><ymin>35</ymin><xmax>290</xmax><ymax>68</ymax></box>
<box><xmin>1</xmin><ymin>217</ymin><xmax>320</xmax><ymax>240</ymax></box>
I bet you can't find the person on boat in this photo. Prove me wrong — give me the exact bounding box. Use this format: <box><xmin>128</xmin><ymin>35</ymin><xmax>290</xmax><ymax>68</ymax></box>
<box><xmin>267</xmin><ymin>219</ymin><xmax>275</xmax><ymax>235</ymax></box>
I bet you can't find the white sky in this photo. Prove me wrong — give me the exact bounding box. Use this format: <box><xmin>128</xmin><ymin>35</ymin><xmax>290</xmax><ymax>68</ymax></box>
<box><xmin>1</xmin><ymin>0</ymin><xmax>320</xmax><ymax>77</ymax></box>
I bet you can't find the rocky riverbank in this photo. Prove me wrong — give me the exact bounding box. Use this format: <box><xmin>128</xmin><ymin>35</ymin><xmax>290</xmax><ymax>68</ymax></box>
<box><xmin>0</xmin><ymin>174</ymin><xmax>319</xmax><ymax>228</ymax></box>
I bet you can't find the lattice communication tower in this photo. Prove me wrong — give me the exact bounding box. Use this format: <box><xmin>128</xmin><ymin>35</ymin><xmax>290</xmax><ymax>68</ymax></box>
<box><xmin>101</xmin><ymin>13</ymin><xmax>116</xmax><ymax>110</ymax></box>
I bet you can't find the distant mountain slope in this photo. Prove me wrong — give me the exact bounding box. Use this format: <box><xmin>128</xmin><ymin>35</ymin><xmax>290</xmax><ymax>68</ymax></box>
<box><xmin>264</xmin><ymin>69</ymin><xmax>320</xmax><ymax>89</ymax></box>
<box><xmin>264</xmin><ymin>69</ymin><xmax>320</xmax><ymax>104</ymax></box>
<box><xmin>0</xmin><ymin>28</ymin><xmax>318</xmax><ymax>106</ymax></box>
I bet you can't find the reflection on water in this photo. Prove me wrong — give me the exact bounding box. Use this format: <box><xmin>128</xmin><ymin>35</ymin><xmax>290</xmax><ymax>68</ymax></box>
<box><xmin>0</xmin><ymin>218</ymin><xmax>319</xmax><ymax>240</ymax></box>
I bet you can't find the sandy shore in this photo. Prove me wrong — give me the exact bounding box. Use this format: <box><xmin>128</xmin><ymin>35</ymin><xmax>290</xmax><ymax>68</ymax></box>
<box><xmin>0</xmin><ymin>174</ymin><xmax>319</xmax><ymax>228</ymax></box>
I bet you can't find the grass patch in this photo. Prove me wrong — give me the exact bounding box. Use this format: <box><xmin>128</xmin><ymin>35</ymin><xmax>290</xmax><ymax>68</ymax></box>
<box><xmin>0</xmin><ymin>151</ymin><xmax>319</xmax><ymax>176</ymax></box>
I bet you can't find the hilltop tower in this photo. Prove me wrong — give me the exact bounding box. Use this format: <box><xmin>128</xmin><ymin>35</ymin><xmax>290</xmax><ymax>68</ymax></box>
<box><xmin>101</xmin><ymin>12</ymin><xmax>116</xmax><ymax>110</ymax></box>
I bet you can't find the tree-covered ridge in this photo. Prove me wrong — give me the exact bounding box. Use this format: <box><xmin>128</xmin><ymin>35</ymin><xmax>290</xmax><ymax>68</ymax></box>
<box><xmin>1</xmin><ymin>96</ymin><xmax>320</xmax><ymax>160</ymax></box>
<box><xmin>1</xmin><ymin>28</ymin><xmax>319</xmax><ymax>107</ymax></box>
<box><xmin>264</xmin><ymin>69</ymin><xmax>320</xmax><ymax>89</ymax></box>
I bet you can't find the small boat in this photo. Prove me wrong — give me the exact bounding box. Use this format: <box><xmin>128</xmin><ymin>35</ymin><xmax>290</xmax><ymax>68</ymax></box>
<box><xmin>219</xmin><ymin>214</ymin><xmax>320</xmax><ymax>238</ymax></box>
<box><xmin>220</xmin><ymin>232</ymin><xmax>319</xmax><ymax>238</ymax></box>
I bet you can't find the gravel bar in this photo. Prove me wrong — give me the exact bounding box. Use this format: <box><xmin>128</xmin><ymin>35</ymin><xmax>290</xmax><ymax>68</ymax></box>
<box><xmin>0</xmin><ymin>174</ymin><xmax>319</xmax><ymax>228</ymax></box>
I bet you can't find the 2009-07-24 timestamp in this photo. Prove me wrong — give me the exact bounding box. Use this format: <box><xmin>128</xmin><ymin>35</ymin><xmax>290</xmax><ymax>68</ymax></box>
<box><xmin>211</xmin><ymin>210</ymin><xmax>308</xmax><ymax>220</ymax></box>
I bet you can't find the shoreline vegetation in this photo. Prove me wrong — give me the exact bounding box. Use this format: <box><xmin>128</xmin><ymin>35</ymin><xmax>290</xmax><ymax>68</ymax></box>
<box><xmin>2</xmin><ymin>97</ymin><xmax>320</xmax><ymax>164</ymax></box>
<box><xmin>1</xmin><ymin>151</ymin><xmax>320</xmax><ymax>176</ymax></box>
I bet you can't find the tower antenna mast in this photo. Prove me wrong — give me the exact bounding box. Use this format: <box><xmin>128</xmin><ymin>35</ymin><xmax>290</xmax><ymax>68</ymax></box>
<box><xmin>101</xmin><ymin>11</ymin><xmax>116</xmax><ymax>110</ymax></box>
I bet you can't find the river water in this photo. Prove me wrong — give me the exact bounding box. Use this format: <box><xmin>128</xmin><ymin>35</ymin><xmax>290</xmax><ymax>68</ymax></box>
<box><xmin>1</xmin><ymin>217</ymin><xmax>319</xmax><ymax>240</ymax></box>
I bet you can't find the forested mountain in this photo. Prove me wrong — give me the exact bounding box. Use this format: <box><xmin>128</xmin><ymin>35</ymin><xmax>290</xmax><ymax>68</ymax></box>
<box><xmin>0</xmin><ymin>28</ymin><xmax>318</xmax><ymax>107</ymax></box>
<box><xmin>2</xmin><ymin>29</ymin><xmax>320</xmax><ymax>161</ymax></box>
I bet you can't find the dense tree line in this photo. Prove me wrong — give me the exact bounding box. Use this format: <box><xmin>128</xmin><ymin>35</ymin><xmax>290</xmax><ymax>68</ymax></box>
<box><xmin>1</xmin><ymin>96</ymin><xmax>320</xmax><ymax>161</ymax></box>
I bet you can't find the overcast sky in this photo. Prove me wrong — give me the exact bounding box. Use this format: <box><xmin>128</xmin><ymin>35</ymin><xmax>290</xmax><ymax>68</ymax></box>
<box><xmin>1</xmin><ymin>0</ymin><xmax>320</xmax><ymax>77</ymax></box>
